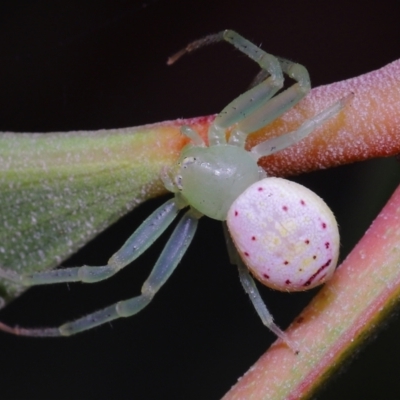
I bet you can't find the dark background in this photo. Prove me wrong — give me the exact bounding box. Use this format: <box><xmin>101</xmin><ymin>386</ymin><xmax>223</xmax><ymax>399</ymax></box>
<box><xmin>0</xmin><ymin>1</ymin><xmax>399</xmax><ymax>399</ymax></box>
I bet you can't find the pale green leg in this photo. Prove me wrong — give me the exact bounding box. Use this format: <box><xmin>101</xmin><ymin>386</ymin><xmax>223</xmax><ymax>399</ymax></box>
<box><xmin>203</xmin><ymin>30</ymin><xmax>310</xmax><ymax>146</ymax></box>
<box><xmin>250</xmin><ymin>94</ymin><xmax>353</xmax><ymax>160</ymax></box>
<box><xmin>180</xmin><ymin>125</ymin><xmax>205</xmax><ymax>146</ymax></box>
<box><xmin>168</xmin><ymin>30</ymin><xmax>311</xmax><ymax>147</ymax></box>
<box><xmin>0</xmin><ymin>211</ymin><xmax>198</xmax><ymax>337</ymax></box>
<box><xmin>230</xmin><ymin>55</ymin><xmax>311</xmax><ymax>143</ymax></box>
<box><xmin>206</xmin><ymin>30</ymin><xmax>285</xmax><ymax>145</ymax></box>
<box><xmin>0</xmin><ymin>199</ymin><xmax>180</xmax><ymax>286</ymax></box>
<box><xmin>223</xmin><ymin>224</ymin><xmax>298</xmax><ymax>352</ymax></box>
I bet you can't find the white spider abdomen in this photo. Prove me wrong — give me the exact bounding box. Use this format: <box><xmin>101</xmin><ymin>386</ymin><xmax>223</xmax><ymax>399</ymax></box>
<box><xmin>227</xmin><ymin>177</ymin><xmax>339</xmax><ymax>291</ymax></box>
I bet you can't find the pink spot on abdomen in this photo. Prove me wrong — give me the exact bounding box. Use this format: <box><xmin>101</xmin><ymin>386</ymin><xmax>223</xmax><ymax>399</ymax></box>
<box><xmin>303</xmin><ymin>259</ymin><xmax>332</xmax><ymax>287</ymax></box>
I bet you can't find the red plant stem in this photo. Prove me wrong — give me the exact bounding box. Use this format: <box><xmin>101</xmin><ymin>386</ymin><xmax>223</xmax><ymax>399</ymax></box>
<box><xmin>252</xmin><ymin>59</ymin><xmax>400</xmax><ymax>176</ymax></box>
<box><xmin>174</xmin><ymin>59</ymin><xmax>400</xmax><ymax>177</ymax></box>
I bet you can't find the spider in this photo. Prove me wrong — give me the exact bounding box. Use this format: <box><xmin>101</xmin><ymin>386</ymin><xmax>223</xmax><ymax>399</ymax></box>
<box><xmin>0</xmin><ymin>30</ymin><xmax>344</xmax><ymax>349</ymax></box>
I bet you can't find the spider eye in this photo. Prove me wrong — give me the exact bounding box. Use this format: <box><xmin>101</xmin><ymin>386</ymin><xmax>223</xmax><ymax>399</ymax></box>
<box><xmin>174</xmin><ymin>175</ymin><xmax>183</xmax><ymax>190</ymax></box>
<box><xmin>182</xmin><ymin>156</ymin><xmax>196</xmax><ymax>168</ymax></box>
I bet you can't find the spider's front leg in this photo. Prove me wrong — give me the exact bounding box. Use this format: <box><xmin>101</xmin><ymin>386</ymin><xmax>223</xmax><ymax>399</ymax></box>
<box><xmin>213</xmin><ymin>30</ymin><xmax>311</xmax><ymax>147</ymax></box>
<box><xmin>0</xmin><ymin>203</ymin><xmax>198</xmax><ymax>337</ymax></box>
<box><xmin>250</xmin><ymin>94</ymin><xmax>353</xmax><ymax>159</ymax></box>
<box><xmin>213</xmin><ymin>31</ymin><xmax>352</xmax><ymax>154</ymax></box>
<box><xmin>0</xmin><ymin>199</ymin><xmax>179</xmax><ymax>286</ymax></box>
<box><xmin>59</xmin><ymin>211</ymin><xmax>198</xmax><ymax>337</ymax></box>
<box><xmin>168</xmin><ymin>30</ymin><xmax>310</xmax><ymax>146</ymax></box>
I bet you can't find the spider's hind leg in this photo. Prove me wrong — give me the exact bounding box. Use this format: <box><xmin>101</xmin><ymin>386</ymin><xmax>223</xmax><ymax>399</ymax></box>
<box><xmin>223</xmin><ymin>223</ymin><xmax>298</xmax><ymax>352</ymax></box>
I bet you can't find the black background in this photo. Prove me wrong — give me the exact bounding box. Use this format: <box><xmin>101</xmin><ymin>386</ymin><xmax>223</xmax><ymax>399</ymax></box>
<box><xmin>0</xmin><ymin>1</ymin><xmax>399</xmax><ymax>399</ymax></box>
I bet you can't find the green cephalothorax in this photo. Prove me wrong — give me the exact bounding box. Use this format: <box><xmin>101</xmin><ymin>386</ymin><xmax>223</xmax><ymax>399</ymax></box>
<box><xmin>165</xmin><ymin>144</ymin><xmax>259</xmax><ymax>220</ymax></box>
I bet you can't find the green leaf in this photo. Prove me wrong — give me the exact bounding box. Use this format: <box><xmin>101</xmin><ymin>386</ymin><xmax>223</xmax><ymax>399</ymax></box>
<box><xmin>0</xmin><ymin>123</ymin><xmax>189</xmax><ymax>301</ymax></box>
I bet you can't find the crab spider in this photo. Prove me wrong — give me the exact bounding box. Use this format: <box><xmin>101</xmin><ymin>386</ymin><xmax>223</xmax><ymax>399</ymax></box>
<box><xmin>0</xmin><ymin>30</ymin><xmax>345</xmax><ymax>350</ymax></box>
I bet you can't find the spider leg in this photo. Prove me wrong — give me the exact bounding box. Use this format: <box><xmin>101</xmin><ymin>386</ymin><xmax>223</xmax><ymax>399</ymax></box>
<box><xmin>172</xmin><ymin>30</ymin><xmax>312</xmax><ymax>147</ymax></box>
<box><xmin>223</xmin><ymin>224</ymin><xmax>298</xmax><ymax>352</ymax></box>
<box><xmin>179</xmin><ymin>30</ymin><xmax>311</xmax><ymax>147</ymax></box>
<box><xmin>0</xmin><ymin>199</ymin><xmax>180</xmax><ymax>286</ymax></box>
<box><xmin>168</xmin><ymin>30</ymin><xmax>311</xmax><ymax>147</ymax></box>
<box><xmin>210</xmin><ymin>30</ymin><xmax>289</xmax><ymax>145</ymax></box>
<box><xmin>250</xmin><ymin>93</ymin><xmax>353</xmax><ymax>159</ymax></box>
<box><xmin>0</xmin><ymin>210</ymin><xmax>198</xmax><ymax>337</ymax></box>
<box><xmin>180</xmin><ymin>125</ymin><xmax>205</xmax><ymax>146</ymax></box>
<box><xmin>229</xmin><ymin>58</ymin><xmax>311</xmax><ymax>145</ymax></box>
